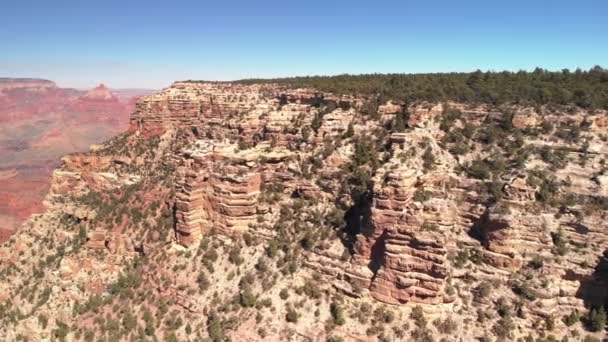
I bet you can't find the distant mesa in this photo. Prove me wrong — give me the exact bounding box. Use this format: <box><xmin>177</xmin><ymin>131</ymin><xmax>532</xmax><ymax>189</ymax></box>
<box><xmin>0</xmin><ymin>78</ymin><xmax>57</xmax><ymax>91</ymax></box>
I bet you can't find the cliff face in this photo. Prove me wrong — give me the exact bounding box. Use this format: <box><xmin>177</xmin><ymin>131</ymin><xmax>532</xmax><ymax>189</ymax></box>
<box><xmin>1</xmin><ymin>81</ymin><xmax>608</xmax><ymax>341</ymax></box>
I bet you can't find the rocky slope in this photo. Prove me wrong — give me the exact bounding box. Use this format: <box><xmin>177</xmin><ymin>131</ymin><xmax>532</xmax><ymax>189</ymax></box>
<box><xmin>0</xmin><ymin>79</ymin><xmax>153</xmax><ymax>241</ymax></box>
<box><xmin>0</xmin><ymin>80</ymin><xmax>607</xmax><ymax>341</ymax></box>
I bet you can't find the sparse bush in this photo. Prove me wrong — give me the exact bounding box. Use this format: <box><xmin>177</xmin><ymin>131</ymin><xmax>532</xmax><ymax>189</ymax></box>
<box><xmin>551</xmin><ymin>229</ymin><xmax>568</xmax><ymax>256</ymax></box>
<box><xmin>563</xmin><ymin>310</ymin><xmax>580</xmax><ymax>326</ymax></box>
<box><xmin>197</xmin><ymin>272</ymin><xmax>210</xmax><ymax>292</ymax></box>
<box><xmin>586</xmin><ymin>306</ymin><xmax>607</xmax><ymax>332</ymax></box>
<box><xmin>207</xmin><ymin>312</ymin><xmax>224</xmax><ymax>342</ymax></box>
<box><xmin>435</xmin><ymin>317</ymin><xmax>458</xmax><ymax>334</ymax></box>
<box><xmin>240</xmin><ymin>287</ymin><xmax>257</xmax><ymax>307</ymax></box>
<box><xmin>413</xmin><ymin>188</ymin><xmax>432</xmax><ymax>202</ymax></box>
<box><xmin>512</xmin><ymin>282</ymin><xmax>536</xmax><ymax>301</ymax></box>
<box><xmin>279</xmin><ymin>288</ymin><xmax>289</xmax><ymax>300</ymax></box>
<box><xmin>528</xmin><ymin>255</ymin><xmax>544</xmax><ymax>269</ymax></box>
<box><xmin>422</xmin><ymin>147</ymin><xmax>435</xmax><ymax>171</ymax></box>
<box><xmin>286</xmin><ymin>307</ymin><xmax>299</xmax><ymax>323</ymax></box>
<box><xmin>38</xmin><ymin>314</ymin><xmax>48</xmax><ymax>329</ymax></box>
<box><xmin>476</xmin><ymin>281</ymin><xmax>492</xmax><ymax>298</ymax></box>
<box><xmin>410</xmin><ymin>306</ymin><xmax>427</xmax><ymax>327</ymax></box>
<box><xmin>228</xmin><ymin>245</ymin><xmax>244</xmax><ymax>265</ymax></box>
<box><xmin>466</xmin><ymin>159</ymin><xmax>491</xmax><ymax>179</ymax></box>
<box><xmin>493</xmin><ymin>316</ymin><xmax>515</xmax><ymax>338</ymax></box>
<box><xmin>330</xmin><ymin>302</ymin><xmax>346</xmax><ymax>325</ymax></box>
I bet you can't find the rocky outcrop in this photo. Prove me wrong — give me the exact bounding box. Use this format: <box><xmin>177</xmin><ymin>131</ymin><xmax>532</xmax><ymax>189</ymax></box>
<box><xmin>130</xmin><ymin>82</ymin><xmax>267</xmax><ymax>135</ymax></box>
<box><xmin>79</xmin><ymin>84</ymin><xmax>117</xmax><ymax>101</ymax></box>
<box><xmin>174</xmin><ymin>139</ymin><xmax>299</xmax><ymax>245</ymax></box>
<box><xmin>175</xmin><ymin>143</ymin><xmax>263</xmax><ymax>244</ymax></box>
<box><xmin>347</xmin><ymin>134</ymin><xmax>461</xmax><ymax>305</ymax></box>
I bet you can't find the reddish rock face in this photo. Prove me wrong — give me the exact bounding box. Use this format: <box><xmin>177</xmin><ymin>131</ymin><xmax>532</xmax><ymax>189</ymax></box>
<box><xmin>175</xmin><ymin>155</ymin><xmax>263</xmax><ymax>244</ymax></box>
<box><xmin>347</xmin><ymin>161</ymin><xmax>456</xmax><ymax>305</ymax></box>
<box><xmin>512</xmin><ymin>112</ymin><xmax>540</xmax><ymax>129</ymax></box>
<box><xmin>0</xmin><ymin>79</ymin><xmax>150</xmax><ymax>242</ymax></box>
<box><xmin>80</xmin><ymin>84</ymin><xmax>116</xmax><ymax>101</ymax></box>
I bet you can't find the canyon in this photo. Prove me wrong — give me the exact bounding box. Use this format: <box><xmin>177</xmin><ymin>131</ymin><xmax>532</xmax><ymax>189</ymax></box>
<box><xmin>0</xmin><ymin>78</ymin><xmax>154</xmax><ymax>241</ymax></box>
<box><xmin>0</xmin><ymin>75</ymin><xmax>607</xmax><ymax>341</ymax></box>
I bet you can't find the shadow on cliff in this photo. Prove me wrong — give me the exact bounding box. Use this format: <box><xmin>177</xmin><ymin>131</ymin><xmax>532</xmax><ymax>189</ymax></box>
<box><xmin>342</xmin><ymin>189</ymin><xmax>386</xmax><ymax>277</ymax></box>
<box><xmin>343</xmin><ymin>190</ymin><xmax>373</xmax><ymax>254</ymax></box>
<box><xmin>572</xmin><ymin>250</ymin><xmax>608</xmax><ymax>309</ymax></box>
<box><xmin>368</xmin><ymin>230</ymin><xmax>387</xmax><ymax>275</ymax></box>
<box><xmin>467</xmin><ymin>209</ymin><xmax>491</xmax><ymax>244</ymax></box>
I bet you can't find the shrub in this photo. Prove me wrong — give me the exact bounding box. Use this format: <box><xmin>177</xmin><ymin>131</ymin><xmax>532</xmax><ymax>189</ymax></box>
<box><xmin>410</xmin><ymin>306</ymin><xmax>426</xmax><ymax>327</ymax></box>
<box><xmin>493</xmin><ymin>316</ymin><xmax>515</xmax><ymax>338</ymax></box>
<box><xmin>344</xmin><ymin>122</ymin><xmax>354</xmax><ymax>138</ymax></box>
<box><xmin>391</xmin><ymin>109</ymin><xmax>409</xmax><ymax>132</ymax></box>
<box><xmin>512</xmin><ymin>282</ymin><xmax>536</xmax><ymax>301</ymax></box>
<box><xmin>440</xmin><ymin>105</ymin><xmax>462</xmax><ymax>132</ymax></box>
<box><xmin>165</xmin><ymin>332</ymin><xmax>178</xmax><ymax>342</ymax></box>
<box><xmin>537</xmin><ymin>177</ymin><xmax>560</xmax><ymax>204</ymax></box>
<box><xmin>266</xmin><ymin>240</ymin><xmax>279</xmax><ymax>258</ymax></box>
<box><xmin>422</xmin><ymin>148</ymin><xmax>435</xmax><ymax>171</ymax></box>
<box><xmin>143</xmin><ymin>309</ymin><xmax>155</xmax><ymax>336</ymax></box>
<box><xmin>330</xmin><ymin>302</ymin><xmax>346</xmax><ymax>326</ymax></box>
<box><xmin>240</xmin><ymin>287</ymin><xmax>257</xmax><ymax>307</ymax></box>
<box><xmin>495</xmin><ymin>297</ymin><xmax>512</xmax><ymax>318</ymax></box>
<box><xmin>237</xmin><ymin>139</ymin><xmax>251</xmax><ymax>150</ymax></box>
<box><xmin>197</xmin><ymin>272</ymin><xmax>210</xmax><ymax>292</ymax></box>
<box><xmin>551</xmin><ymin>229</ymin><xmax>568</xmax><ymax>256</ymax></box>
<box><xmin>435</xmin><ymin>317</ymin><xmax>458</xmax><ymax>334</ymax></box>
<box><xmin>545</xmin><ymin>315</ymin><xmax>556</xmax><ymax>331</ymax></box>
<box><xmin>279</xmin><ymin>288</ymin><xmax>289</xmax><ymax>300</ymax></box>
<box><xmin>467</xmin><ymin>159</ymin><xmax>491</xmax><ymax>179</ymax></box>
<box><xmin>410</xmin><ymin>327</ymin><xmax>434</xmax><ymax>342</ymax></box>
<box><xmin>53</xmin><ymin>321</ymin><xmax>69</xmax><ymax>340</ymax></box>
<box><xmin>122</xmin><ymin>311</ymin><xmax>137</xmax><ymax>332</ymax></box>
<box><xmin>207</xmin><ymin>312</ymin><xmax>224</xmax><ymax>342</ymax></box>
<box><xmin>528</xmin><ymin>255</ymin><xmax>544</xmax><ymax>269</ymax></box>
<box><xmin>228</xmin><ymin>246</ymin><xmax>244</xmax><ymax>265</ymax></box>
<box><xmin>413</xmin><ymin>188</ymin><xmax>432</xmax><ymax>202</ymax></box>
<box><xmin>476</xmin><ymin>282</ymin><xmax>492</xmax><ymax>298</ymax></box>
<box><xmin>243</xmin><ymin>233</ymin><xmax>254</xmax><ymax>246</ymax></box>
<box><xmin>563</xmin><ymin>310</ymin><xmax>580</xmax><ymax>326</ymax></box>
<box><xmin>586</xmin><ymin>307</ymin><xmax>607</xmax><ymax>332</ymax></box>
<box><xmin>374</xmin><ymin>307</ymin><xmax>395</xmax><ymax>323</ymax></box>
<box><xmin>38</xmin><ymin>314</ymin><xmax>48</xmax><ymax>329</ymax></box>
<box><xmin>286</xmin><ymin>307</ymin><xmax>299</xmax><ymax>323</ymax></box>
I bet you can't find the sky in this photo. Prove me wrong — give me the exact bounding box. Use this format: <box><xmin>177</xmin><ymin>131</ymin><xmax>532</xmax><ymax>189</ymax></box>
<box><xmin>1</xmin><ymin>0</ymin><xmax>607</xmax><ymax>89</ymax></box>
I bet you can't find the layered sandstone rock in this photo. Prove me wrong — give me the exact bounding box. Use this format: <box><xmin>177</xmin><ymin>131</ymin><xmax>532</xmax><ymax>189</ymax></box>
<box><xmin>130</xmin><ymin>83</ymin><xmax>270</xmax><ymax>134</ymax></box>
<box><xmin>175</xmin><ymin>159</ymin><xmax>262</xmax><ymax>244</ymax></box>
<box><xmin>174</xmin><ymin>139</ymin><xmax>299</xmax><ymax>245</ymax></box>
<box><xmin>347</xmin><ymin>133</ymin><xmax>461</xmax><ymax>305</ymax></box>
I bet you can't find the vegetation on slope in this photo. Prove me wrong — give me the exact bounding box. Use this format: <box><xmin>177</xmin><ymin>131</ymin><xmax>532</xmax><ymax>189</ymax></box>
<box><xmin>236</xmin><ymin>66</ymin><xmax>608</xmax><ymax>109</ymax></box>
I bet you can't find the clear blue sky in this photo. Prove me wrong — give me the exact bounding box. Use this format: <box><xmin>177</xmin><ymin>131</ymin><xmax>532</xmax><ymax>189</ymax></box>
<box><xmin>1</xmin><ymin>0</ymin><xmax>606</xmax><ymax>89</ymax></box>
